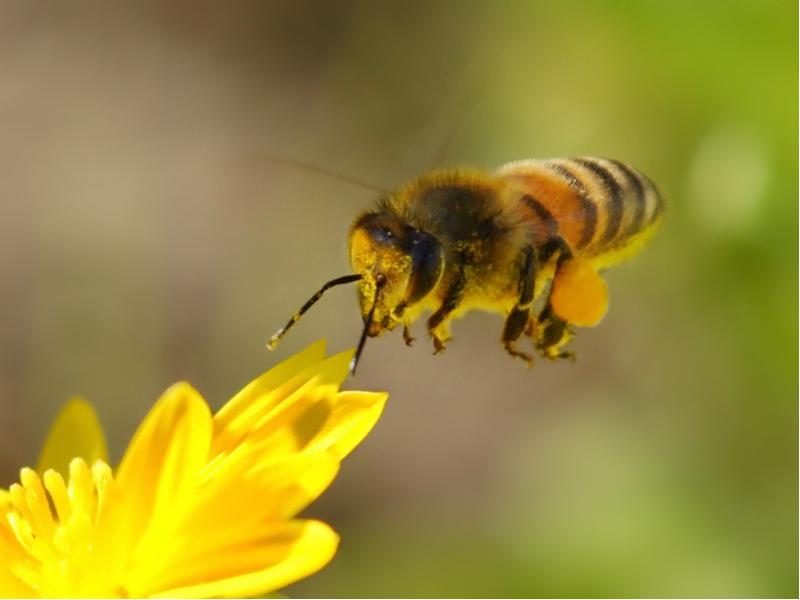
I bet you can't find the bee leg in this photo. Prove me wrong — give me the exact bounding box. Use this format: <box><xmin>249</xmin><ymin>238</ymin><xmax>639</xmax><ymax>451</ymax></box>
<box><xmin>534</xmin><ymin>242</ymin><xmax>577</xmax><ymax>361</ymax></box>
<box><xmin>390</xmin><ymin>304</ymin><xmax>415</xmax><ymax>347</ymax></box>
<box><xmin>536</xmin><ymin>305</ymin><xmax>576</xmax><ymax>361</ymax></box>
<box><xmin>402</xmin><ymin>324</ymin><xmax>415</xmax><ymax>347</ymax></box>
<box><xmin>428</xmin><ymin>311</ymin><xmax>454</xmax><ymax>354</ymax></box>
<box><xmin>427</xmin><ymin>262</ymin><xmax>467</xmax><ymax>354</ymax></box>
<box><xmin>431</xmin><ymin>333</ymin><xmax>448</xmax><ymax>354</ymax></box>
<box><xmin>502</xmin><ymin>246</ymin><xmax>536</xmax><ymax>367</ymax></box>
<box><xmin>503</xmin><ymin>312</ymin><xmax>534</xmax><ymax>367</ymax></box>
<box><xmin>524</xmin><ymin>316</ymin><xmax>537</xmax><ymax>338</ymax></box>
<box><xmin>537</xmin><ymin>253</ymin><xmax>609</xmax><ymax>360</ymax></box>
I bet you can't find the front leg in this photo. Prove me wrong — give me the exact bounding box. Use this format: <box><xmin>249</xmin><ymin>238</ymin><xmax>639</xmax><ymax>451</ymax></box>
<box><xmin>427</xmin><ymin>260</ymin><xmax>467</xmax><ymax>354</ymax></box>
<box><xmin>391</xmin><ymin>303</ymin><xmax>416</xmax><ymax>347</ymax></box>
<box><xmin>402</xmin><ymin>324</ymin><xmax>415</xmax><ymax>347</ymax></box>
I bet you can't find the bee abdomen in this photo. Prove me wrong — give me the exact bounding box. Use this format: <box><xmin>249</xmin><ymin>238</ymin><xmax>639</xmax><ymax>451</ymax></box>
<box><xmin>544</xmin><ymin>157</ymin><xmax>664</xmax><ymax>254</ymax></box>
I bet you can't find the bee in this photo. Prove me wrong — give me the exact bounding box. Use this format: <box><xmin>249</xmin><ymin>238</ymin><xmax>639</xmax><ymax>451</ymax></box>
<box><xmin>268</xmin><ymin>157</ymin><xmax>664</xmax><ymax>374</ymax></box>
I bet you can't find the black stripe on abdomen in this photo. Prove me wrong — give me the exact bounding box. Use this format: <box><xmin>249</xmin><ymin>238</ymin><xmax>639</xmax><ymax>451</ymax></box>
<box><xmin>574</xmin><ymin>158</ymin><xmax>624</xmax><ymax>244</ymax></box>
<box><xmin>645</xmin><ymin>175</ymin><xmax>666</xmax><ymax>225</ymax></box>
<box><xmin>520</xmin><ymin>194</ymin><xmax>559</xmax><ymax>240</ymax></box>
<box><xmin>577</xmin><ymin>195</ymin><xmax>597</xmax><ymax>248</ymax></box>
<box><xmin>548</xmin><ymin>162</ymin><xmax>587</xmax><ymax>194</ymax></box>
<box><xmin>609</xmin><ymin>159</ymin><xmax>646</xmax><ymax>237</ymax></box>
<box><xmin>546</xmin><ymin>161</ymin><xmax>597</xmax><ymax>249</ymax></box>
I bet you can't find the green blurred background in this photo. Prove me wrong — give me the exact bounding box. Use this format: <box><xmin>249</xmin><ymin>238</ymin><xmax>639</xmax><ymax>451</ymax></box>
<box><xmin>0</xmin><ymin>1</ymin><xmax>796</xmax><ymax>597</ymax></box>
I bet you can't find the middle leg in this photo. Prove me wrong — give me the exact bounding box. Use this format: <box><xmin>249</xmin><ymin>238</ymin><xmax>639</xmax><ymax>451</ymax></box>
<box><xmin>502</xmin><ymin>246</ymin><xmax>537</xmax><ymax>366</ymax></box>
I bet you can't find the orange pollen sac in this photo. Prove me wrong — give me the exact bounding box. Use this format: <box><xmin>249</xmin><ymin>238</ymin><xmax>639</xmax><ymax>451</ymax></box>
<box><xmin>549</xmin><ymin>259</ymin><xmax>609</xmax><ymax>327</ymax></box>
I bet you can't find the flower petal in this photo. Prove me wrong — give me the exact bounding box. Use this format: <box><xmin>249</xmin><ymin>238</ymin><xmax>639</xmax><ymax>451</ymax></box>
<box><xmin>212</xmin><ymin>348</ymin><xmax>354</xmax><ymax>457</ymax></box>
<box><xmin>5</xmin><ymin>341</ymin><xmax>387</xmax><ymax>598</ymax></box>
<box><xmin>148</xmin><ymin>519</ymin><xmax>339</xmax><ymax>599</ymax></box>
<box><xmin>36</xmin><ymin>398</ymin><xmax>108</xmax><ymax>478</ymax></box>
<box><xmin>111</xmin><ymin>383</ymin><xmax>212</xmax><ymax>571</ymax></box>
<box><xmin>214</xmin><ymin>340</ymin><xmax>328</xmax><ymax>433</ymax></box>
<box><xmin>305</xmin><ymin>391</ymin><xmax>388</xmax><ymax>460</ymax></box>
<box><xmin>181</xmin><ymin>452</ymin><xmax>340</xmax><ymax>550</ymax></box>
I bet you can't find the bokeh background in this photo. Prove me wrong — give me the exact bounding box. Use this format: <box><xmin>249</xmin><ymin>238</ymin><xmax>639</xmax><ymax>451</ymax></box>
<box><xmin>0</xmin><ymin>1</ymin><xmax>796</xmax><ymax>597</ymax></box>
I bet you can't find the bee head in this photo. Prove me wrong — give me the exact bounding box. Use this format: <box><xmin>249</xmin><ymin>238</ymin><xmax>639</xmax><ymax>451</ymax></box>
<box><xmin>349</xmin><ymin>210</ymin><xmax>443</xmax><ymax>337</ymax></box>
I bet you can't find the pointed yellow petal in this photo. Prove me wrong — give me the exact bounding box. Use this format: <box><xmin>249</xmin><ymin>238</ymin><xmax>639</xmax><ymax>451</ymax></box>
<box><xmin>169</xmin><ymin>453</ymin><xmax>340</xmax><ymax>551</ymax></box>
<box><xmin>309</xmin><ymin>348</ymin><xmax>354</xmax><ymax>387</ymax></box>
<box><xmin>306</xmin><ymin>391</ymin><xmax>388</xmax><ymax>460</ymax></box>
<box><xmin>36</xmin><ymin>398</ymin><xmax>108</xmax><ymax>477</ymax></box>
<box><xmin>111</xmin><ymin>383</ymin><xmax>212</xmax><ymax>569</ymax></box>
<box><xmin>148</xmin><ymin>520</ymin><xmax>339</xmax><ymax>599</ymax></box>
<box><xmin>126</xmin><ymin>454</ymin><xmax>339</xmax><ymax>595</ymax></box>
<box><xmin>215</xmin><ymin>340</ymin><xmax>327</xmax><ymax>431</ymax></box>
<box><xmin>212</xmin><ymin>347</ymin><xmax>354</xmax><ymax>456</ymax></box>
<box><xmin>266</xmin><ymin>454</ymin><xmax>340</xmax><ymax>518</ymax></box>
<box><xmin>214</xmin><ymin>377</ymin><xmax>328</xmax><ymax>457</ymax></box>
<box><xmin>261</xmin><ymin>455</ymin><xmax>340</xmax><ymax>518</ymax></box>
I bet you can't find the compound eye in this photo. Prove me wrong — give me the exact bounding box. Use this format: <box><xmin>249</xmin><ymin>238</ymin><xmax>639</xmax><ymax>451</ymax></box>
<box><xmin>403</xmin><ymin>230</ymin><xmax>443</xmax><ymax>306</ymax></box>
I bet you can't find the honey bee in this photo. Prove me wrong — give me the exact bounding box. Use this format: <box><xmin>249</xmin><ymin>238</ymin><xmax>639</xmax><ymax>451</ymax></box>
<box><xmin>268</xmin><ymin>157</ymin><xmax>664</xmax><ymax>374</ymax></box>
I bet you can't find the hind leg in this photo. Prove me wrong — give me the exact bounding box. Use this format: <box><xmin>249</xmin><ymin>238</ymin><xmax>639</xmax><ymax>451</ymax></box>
<box><xmin>535</xmin><ymin>304</ymin><xmax>576</xmax><ymax>361</ymax></box>
<box><xmin>536</xmin><ymin>253</ymin><xmax>608</xmax><ymax>360</ymax></box>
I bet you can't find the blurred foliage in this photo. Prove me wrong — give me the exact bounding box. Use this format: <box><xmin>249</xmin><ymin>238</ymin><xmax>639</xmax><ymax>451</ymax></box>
<box><xmin>0</xmin><ymin>0</ymin><xmax>795</xmax><ymax>597</ymax></box>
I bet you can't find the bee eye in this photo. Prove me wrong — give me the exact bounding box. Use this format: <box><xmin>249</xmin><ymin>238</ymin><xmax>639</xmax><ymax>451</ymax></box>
<box><xmin>403</xmin><ymin>230</ymin><xmax>443</xmax><ymax>306</ymax></box>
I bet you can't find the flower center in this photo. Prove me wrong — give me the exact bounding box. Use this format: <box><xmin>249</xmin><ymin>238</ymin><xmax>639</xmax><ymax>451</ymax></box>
<box><xmin>2</xmin><ymin>458</ymin><xmax>115</xmax><ymax>597</ymax></box>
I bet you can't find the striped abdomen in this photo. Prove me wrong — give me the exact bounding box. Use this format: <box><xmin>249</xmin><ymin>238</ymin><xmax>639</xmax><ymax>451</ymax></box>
<box><xmin>498</xmin><ymin>157</ymin><xmax>664</xmax><ymax>264</ymax></box>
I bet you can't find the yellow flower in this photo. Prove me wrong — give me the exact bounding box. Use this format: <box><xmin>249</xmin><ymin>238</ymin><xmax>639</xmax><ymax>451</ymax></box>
<box><xmin>0</xmin><ymin>341</ymin><xmax>387</xmax><ymax>598</ymax></box>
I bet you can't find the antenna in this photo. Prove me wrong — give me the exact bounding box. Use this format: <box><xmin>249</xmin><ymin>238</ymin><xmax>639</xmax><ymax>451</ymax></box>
<box><xmin>267</xmin><ymin>274</ymin><xmax>363</xmax><ymax>350</ymax></box>
<box><xmin>261</xmin><ymin>154</ymin><xmax>390</xmax><ymax>194</ymax></box>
